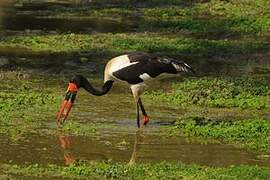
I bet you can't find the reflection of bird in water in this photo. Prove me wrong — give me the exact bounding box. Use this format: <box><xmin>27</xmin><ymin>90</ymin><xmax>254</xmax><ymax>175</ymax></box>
<box><xmin>58</xmin><ymin>133</ymin><xmax>76</xmax><ymax>165</ymax></box>
<box><xmin>129</xmin><ymin>129</ymin><xmax>144</xmax><ymax>165</ymax></box>
<box><xmin>57</xmin><ymin>52</ymin><xmax>195</xmax><ymax>127</ymax></box>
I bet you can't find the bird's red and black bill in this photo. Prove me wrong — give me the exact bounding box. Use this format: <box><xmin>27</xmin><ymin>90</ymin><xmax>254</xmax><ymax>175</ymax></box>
<box><xmin>56</xmin><ymin>90</ymin><xmax>77</xmax><ymax>125</ymax></box>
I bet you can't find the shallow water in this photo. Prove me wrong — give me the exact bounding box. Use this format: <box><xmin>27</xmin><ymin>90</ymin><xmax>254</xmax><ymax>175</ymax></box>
<box><xmin>0</xmin><ymin>128</ymin><xmax>269</xmax><ymax>167</ymax></box>
<box><xmin>0</xmin><ymin>88</ymin><xmax>269</xmax><ymax>167</ymax></box>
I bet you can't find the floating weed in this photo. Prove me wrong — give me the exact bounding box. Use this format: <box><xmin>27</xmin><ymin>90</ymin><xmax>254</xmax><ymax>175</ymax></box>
<box><xmin>115</xmin><ymin>139</ymin><xmax>129</xmax><ymax>150</ymax></box>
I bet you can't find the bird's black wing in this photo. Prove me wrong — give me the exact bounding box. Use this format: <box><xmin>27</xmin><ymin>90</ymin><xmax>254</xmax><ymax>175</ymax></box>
<box><xmin>113</xmin><ymin>53</ymin><xmax>177</xmax><ymax>84</ymax></box>
<box><xmin>127</xmin><ymin>52</ymin><xmax>157</xmax><ymax>63</ymax></box>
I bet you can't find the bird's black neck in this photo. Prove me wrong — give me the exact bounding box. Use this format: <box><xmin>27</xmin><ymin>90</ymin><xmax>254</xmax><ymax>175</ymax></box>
<box><xmin>82</xmin><ymin>80</ymin><xmax>114</xmax><ymax>96</ymax></box>
<box><xmin>74</xmin><ymin>75</ymin><xmax>114</xmax><ymax>96</ymax></box>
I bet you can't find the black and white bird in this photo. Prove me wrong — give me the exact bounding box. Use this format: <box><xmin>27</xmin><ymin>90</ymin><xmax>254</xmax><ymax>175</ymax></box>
<box><xmin>66</xmin><ymin>52</ymin><xmax>195</xmax><ymax>127</ymax></box>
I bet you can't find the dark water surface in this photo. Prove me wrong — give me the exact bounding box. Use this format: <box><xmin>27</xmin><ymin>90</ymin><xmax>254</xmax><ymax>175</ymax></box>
<box><xmin>1</xmin><ymin>14</ymin><xmax>136</xmax><ymax>33</ymax></box>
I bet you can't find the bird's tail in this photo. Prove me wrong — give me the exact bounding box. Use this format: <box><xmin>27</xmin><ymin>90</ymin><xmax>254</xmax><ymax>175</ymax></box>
<box><xmin>172</xmin><ymin>60</ymin><xmax>196</xmax><ymax>75</ymax></box>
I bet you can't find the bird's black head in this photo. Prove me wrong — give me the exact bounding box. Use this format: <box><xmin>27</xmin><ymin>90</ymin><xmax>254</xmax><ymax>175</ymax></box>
<box><xmin>70</xmin><ymin>74</ymin><xmax>88</xmax><ymax>89</ymax></box>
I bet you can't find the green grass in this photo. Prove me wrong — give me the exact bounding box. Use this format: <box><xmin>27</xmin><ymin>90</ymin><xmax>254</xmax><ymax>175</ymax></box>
<box><xmin>2</xmin><ymin>161</ymin><xmax>270</xmax><ymax>179</ymax></box>
<box><xmin>170</xmin><ymin>117</ymin><xmax>270</xmax><ymax>151</ymax></box>
<box><xmin>144</xmin><ymin>77</ymin><xmax>270</xmax><ymax>109</ymax></box>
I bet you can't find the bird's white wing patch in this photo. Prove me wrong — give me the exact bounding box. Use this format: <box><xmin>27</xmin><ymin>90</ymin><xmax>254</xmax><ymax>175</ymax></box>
<box><xmin>105</xmin><ymin>55</ymin><xmax>139</xmax><ymax>82</ymax></box>
<box><xmin>109</xmin><ymin>55</ymin><xmax>139</xmax><ymax>73</ymax></box>
<box><xmin>172</xmin><ymin>62</ymin><xmax>188</xmax><ymax>72</ymax></box>
<box><xmin>184</xmin><ymin>63</ymin><xmax>191</xmax><ymax>68</ymax></box>
<box><xmin>139</xmin><ymin>73</ymin><xmax>152</xmax><ymax>81</ymax></box>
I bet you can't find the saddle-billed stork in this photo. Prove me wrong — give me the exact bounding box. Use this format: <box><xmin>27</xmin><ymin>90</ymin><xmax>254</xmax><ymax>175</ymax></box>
<box><xmin>57</xmin><ymin>52</ymin><xmax>195</xmax><ymax>127</ymax></box>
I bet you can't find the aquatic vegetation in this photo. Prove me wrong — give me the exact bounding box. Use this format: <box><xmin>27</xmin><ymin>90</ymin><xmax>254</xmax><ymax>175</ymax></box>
<box><xmin>0</xmin><ymin>76</ymin><xmax>59</xmax><ymax>139</ymax></box>
<box><xmin>144</xmin><ymin>77</ymin><xmax>270</xmax><ymax>109</ymax></box>
<box><xmin>62</xmin><ymin>121</ymin><xmax>97</xmax><ymax>135</ymax></box>
<box><xmin>1</xmin><ymin>161</ymin><xmax>270</xmax><ymax>179</ymax></box>
<box><xmin>171</xmin><ymin>117</ymin><xmax>270</xmax><ymax>151</ymax></box>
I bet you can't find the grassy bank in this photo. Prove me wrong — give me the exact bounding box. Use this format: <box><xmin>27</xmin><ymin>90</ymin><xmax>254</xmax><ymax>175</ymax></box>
<box><xmin>2</xmin><ymin>162</ymin><xmax>270</xmax><ymax>179</ymax></box>
<box><xmin>170</xmin><ymin>117</ymin><xmax>270</xmax><ymax>151</ymax></box>
<box><xmin>0</xmin><ymin>33</ymin><xmax>269</xmax><ymax>57</ymax></box>
<box><xmin>144</xmin><ymin>76</ymin><xmax>270</xmax><ymax>109</ymax></box>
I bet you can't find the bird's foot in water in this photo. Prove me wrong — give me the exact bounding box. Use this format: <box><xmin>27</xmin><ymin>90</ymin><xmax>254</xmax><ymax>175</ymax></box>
<box><xmin>56</xmin><ymin>119</ymin><xmax>62</xmax><ymax>127</ymax></box>
<box><xmin>143</xmin><ymin>116</ymin><xmax>149</xmax><ymax>126</ymax></box>
<box><xmin>56</xmin><ymin>114</ymin><xmax>66</xmax><ymax>126</ymax></box>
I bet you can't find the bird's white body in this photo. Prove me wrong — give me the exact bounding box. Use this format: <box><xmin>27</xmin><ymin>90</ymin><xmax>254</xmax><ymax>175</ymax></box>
<box><xmin>104</xmin><ymin>55</ymin><xmax>138</xmax><ymax>82</ymax></box>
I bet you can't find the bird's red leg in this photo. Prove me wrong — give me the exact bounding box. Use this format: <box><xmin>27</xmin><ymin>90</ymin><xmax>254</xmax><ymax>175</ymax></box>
<box><xmin>138</xmin><ymin>98</ymin><xmax>149</xmax><ymax>126</ymax></box>
<box><xmin>143</xmin><ymin>116</ymin><xmax>149</xmax><ymax>126</ymax></box>
<box><xmin>62</xmin><ymin>101</ymin><xmax>74</xmax><ymax>124</ymax></box>
<box><xmin>56</xmin><ymin>100</ymin><xmax>68</xmax><ymax>123</ymax></box>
